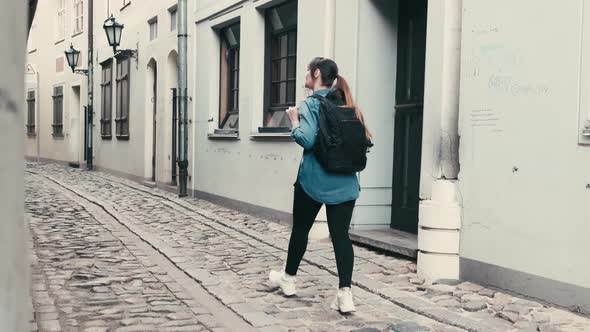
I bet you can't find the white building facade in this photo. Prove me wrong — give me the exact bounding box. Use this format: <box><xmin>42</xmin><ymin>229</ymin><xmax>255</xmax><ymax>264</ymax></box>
<box><xmin>26</xmin><ymin>0</ymin><xmax>186</xmax><ymax>185</ymax></box>
<box><xmin>25</xmin><ymin>0</ymin><xmax>590</xmax><ymax>313</ymax></box>
<box><xmin>25</xmin><ymin>0</ymin><xmax>89</xmax><ymax>167</ymax></box>
<box><xmin>458</xmin><ymin>0</ymin><xmax>590</xmax><ymax>313</ymax></box>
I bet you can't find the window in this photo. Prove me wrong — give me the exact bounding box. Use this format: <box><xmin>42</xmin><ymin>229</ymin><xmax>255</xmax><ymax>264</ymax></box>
<box><xmin>73</xmin><ymin>0</ymin><xmax>84</xmax><ymax>34</ymax></box>
<box><xmin>115</xmin><ymin>57</ymin><xmax>130</xmax><ymax>138</ymax></box>
<box><xmin>56</xmin><ymin>0</ymin><xmax>66</xmax><ymax>41</ymax></box>
<box><xmin>218</xmin><ymin>23</ymin><xmax>241</xmax><ymax>132</ymax></box>
<box><xmin>56</xmin><ymin>57</ymin><xmax>64</xmax><ymax>72</ymax></box>
<box><xmin>149</xmin><ymin>17</ymin><xmax>158</xmax><ymax>41</ymax></box>
<box><xmin>26</xmin><ymin>90</ymin><xmax>36</xmax><ymax>136</ymax></box>
<box><xmin>263</xmin><ymin>1</ymin><xmax>298</xmax><ymax>130</ymax></box>
<box><xmin>52</xmin><ymin>86</ymin><xmax>64</xmax><ymax>137</ymax></box>
<box><xmin>100</xmin><ymin>60</ymin><xmax>113</xmax><ymax>138</ymax></box>
<box><xmin>169</xmin><ymin>6</ymin><xmax>177</xmax><ymax>31</ymax></box>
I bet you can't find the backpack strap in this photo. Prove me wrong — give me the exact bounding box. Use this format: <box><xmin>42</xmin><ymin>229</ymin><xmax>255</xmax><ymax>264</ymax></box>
<box><xmin>309</xmin><ymin>94</ymin><xmax>328</xmax><ymax>104</ymax></box>
<box><xmin>305</xmin><ymin>95</ymin><xmax>333</xmax><ymax>145</ymax></box>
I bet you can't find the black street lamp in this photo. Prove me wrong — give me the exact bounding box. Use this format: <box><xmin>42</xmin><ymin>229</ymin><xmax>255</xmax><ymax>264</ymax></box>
<box><xmin>103</xmin><ymin>15</ymin><xmax>137</xmax><ymax>60</ymax></box>
<box><xmin>64</xmin><ymin>44</ymin><xmax>88</xmax><ymax>75</ymax></box>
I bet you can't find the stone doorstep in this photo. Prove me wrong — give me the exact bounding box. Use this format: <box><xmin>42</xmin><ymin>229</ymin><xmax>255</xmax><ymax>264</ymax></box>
<box><xmin>349</xmin><ymin>228</ymin><xmax>418</xmax><ymax>259</ymax></box>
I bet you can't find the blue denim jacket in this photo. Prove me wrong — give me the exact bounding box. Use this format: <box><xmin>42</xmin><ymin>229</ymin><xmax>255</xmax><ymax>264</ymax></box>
<box><xmin>291</xmin><ymin>89</ymin><xmax>360</xmax><ymax>205</ymax></box>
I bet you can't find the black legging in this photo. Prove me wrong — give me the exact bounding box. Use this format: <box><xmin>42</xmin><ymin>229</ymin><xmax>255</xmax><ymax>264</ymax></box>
<box><xmin>285</xmin><ymin>182</ymin><xmax>355</xmax><ymax>288</ymax></box>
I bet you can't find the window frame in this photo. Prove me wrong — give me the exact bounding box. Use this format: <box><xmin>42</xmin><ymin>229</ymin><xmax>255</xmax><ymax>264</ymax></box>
<box><xmin>262</xmin><ymin>0</ymin><xmax>298</xmax><ymax>132</ymax></box>
<box><xmin>169</xmin><ymin>6</ymin><xmax>177</xmax><ymax>32</ymax></box>
<box><xmin>52</xmin><ymin>85</ymin><xmax>64</xmax><ymax>137</ymax></box>
<box><xmin>115</xmin><ymin>56</ymin><xmax>131</xmax><ymax>139</ymax></box>
<box><xmin>73</xmin><ymin>0</ymin><xmax>84</xmax><ymax>35</ymax></box>
<box><xmin>217</xmin><ymin>22</ymin><xmax>241</xmax><ymax>133</ymax></box>
<box><xmin>26</xmin><ymin>90</ymin><xmax>36</xmax><ymax>136</ymax></box>
<box><xmin>148</xmin><ymin>16</ymin><xmax>158</xmax><ymax>41</ymax></box>
<box><xmin>100</xmin><ymin>59</ymin><xmax>113</xmax><ymax>139</ymax></box>
<box><xmin>56</xmin><ymin>0</ymin><xmax>66</xmax><ymax>42</ymax></box>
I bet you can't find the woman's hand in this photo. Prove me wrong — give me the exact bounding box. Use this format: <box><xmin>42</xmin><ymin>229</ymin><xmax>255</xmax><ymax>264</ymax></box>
<box><xmin>286</xmin><ymin>106</ymin><xmax>300</xmax><ymax>124</ymax></box>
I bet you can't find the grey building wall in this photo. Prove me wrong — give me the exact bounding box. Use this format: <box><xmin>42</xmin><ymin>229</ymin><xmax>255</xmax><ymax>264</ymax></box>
<box><xmin>1</xmin><ymin>0</ymin><xmax>29</xmax><ymax>330</ymax></box>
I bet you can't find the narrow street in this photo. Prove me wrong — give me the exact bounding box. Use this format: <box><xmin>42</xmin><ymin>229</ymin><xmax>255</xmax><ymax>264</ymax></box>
<box><xmin>25</xmin><ymin>162</ymin><xmax>589</xmax><ymax>332</ymax></box>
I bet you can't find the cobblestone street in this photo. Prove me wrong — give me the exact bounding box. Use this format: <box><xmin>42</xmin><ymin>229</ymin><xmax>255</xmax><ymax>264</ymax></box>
<box><xmin>26</xmin><ymin>162</ymin><xmax>590</xmax><ymax>332</ymax></box>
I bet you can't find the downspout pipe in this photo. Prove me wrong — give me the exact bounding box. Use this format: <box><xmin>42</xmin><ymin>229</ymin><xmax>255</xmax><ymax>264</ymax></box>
<box><xmin>177</xmin><ymin>0</ymin><xmax>188</xmax><ymax>196</ymax></box>
<box><xmin>86</xmin><ymin>0</ymin><xmax>94</xmax><ymax>170</ymax></box>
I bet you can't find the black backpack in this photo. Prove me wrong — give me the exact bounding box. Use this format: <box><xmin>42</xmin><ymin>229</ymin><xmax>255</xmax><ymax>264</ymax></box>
<box><xmin>308</xmin><ymin>92</ymin><xmax>372</xmax><ymax>173</ymax></box>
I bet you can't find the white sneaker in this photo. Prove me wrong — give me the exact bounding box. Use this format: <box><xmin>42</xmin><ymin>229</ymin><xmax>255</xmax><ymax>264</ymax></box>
<box><xmin>330</xmin><ymin>287</ymin><xmax>356</xmax><ymax>313</ymax></box>
<box><xmin>268</xmin><ymin>270</ymin><xmax>297</xmax><ymax>296</ymax></box>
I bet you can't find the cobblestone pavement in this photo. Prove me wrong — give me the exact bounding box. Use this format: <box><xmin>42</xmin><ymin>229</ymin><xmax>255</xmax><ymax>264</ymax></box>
<box><xmin>26</xmin><ymin>174</ymin><xmax>229</xmax><ymax>332</ymax></box>
<box><xmin>26</xmin><ymin>162</ymin><xmax>590</xmax><ymax>332</ymax></box>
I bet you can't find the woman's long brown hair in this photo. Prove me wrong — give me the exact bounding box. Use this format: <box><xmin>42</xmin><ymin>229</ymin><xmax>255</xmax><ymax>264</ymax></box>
<box><xmin>308</xmin><ymin>57</ymin><xmax>373</xmax><ymax>141</ymax></box>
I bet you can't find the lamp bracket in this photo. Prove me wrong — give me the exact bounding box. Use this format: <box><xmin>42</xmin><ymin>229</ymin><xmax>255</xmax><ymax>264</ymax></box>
<box><xmin>70</xmin><ymin>67</ymin><xmax>88</xmax><ymax>76</ymax></box>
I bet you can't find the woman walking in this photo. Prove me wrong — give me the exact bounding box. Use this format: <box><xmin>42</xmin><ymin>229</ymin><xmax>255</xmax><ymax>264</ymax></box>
<box><xmin>269</xmin><ymin>57</ymin><xmax>372</xmax><ymax>313</ymax></box>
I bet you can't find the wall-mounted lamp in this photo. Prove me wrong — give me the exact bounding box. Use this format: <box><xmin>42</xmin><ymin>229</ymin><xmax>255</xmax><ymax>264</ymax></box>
<box><xmin>64</xmin><ymin>44</ymin><xmax>88</xmax><ymax>76</ymax></box>
<box><xmin>103</xmin><ymin>15</ymin><xmax>138</xmax><ymax>61</ymax></box>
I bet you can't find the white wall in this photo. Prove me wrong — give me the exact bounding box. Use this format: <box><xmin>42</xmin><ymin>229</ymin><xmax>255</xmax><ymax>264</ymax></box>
<box><xmin>25</xmin><ymin>0</ymin><xmax>89</xmax><ymax>166</ymax></box>
<box><xmin>25</xmin><ymin>0</ymin><xmax>184</xmax><ymax>183</ymax></box>
<box><xmin>420</xmin><ymin>0</ymin><xmax>462</xmax><ymax>199</ymax></box>
<box><xmin>1</xmin><ymin>0</ymin><xmax>28</xmax><ymax>329</ymax></box>
<box><xmin>192</xmin><ymin>0</ymin><xmax>400</xmax><ymax>227</ymax></box>
<box><xmin>192</xmin><ymin>0</ymin><xmax>319</xmax><ymax>214</ymax></box>
<box><xmin>350</xmin><ymin>0</ymin><xmax>398</xmax><ymax>228</ymax></box>
<box><xmin>459</xmin><ymin>0</ymin><xmax>590</xmax><ymax>289</ymax></box>
<box><xmin>92</xmin><ymin>0</ymin><xmax>183</xmax><ymax>183</ymax></box>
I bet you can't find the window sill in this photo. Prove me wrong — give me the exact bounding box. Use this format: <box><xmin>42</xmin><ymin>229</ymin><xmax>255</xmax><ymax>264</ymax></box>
<box><xmin>54</xmin><ymin>38</ymin><xmax>65</xmax><ymax>45</ymax></box>
<box><xmin>101</xmin><ymin>135</ymin><xmax>113</xmax><ymax>140</ymax></box>
<box><xmin>71</xmin><ymin>31</ymin><xmax>84</xmax><ymax>38</ymax></box>
<box><xmin>116</xmin><ymin>135</ymin><xmax>130</xmax><ymax>141</ymax></box>
<box><xmin>121</xmin><ymin>2</ymin><xmax>131</xmax><ymax>11</ymax></box>
<box><xmin>27</xmin><ymin>133</ymin><xmax>37</xmax><ymax>138</ymax></box>
<box><xmin>249</xmin><ymin>133</ymin><xmax>293</xmax><ymax>141</ymax></box>
<box><xmin>258</xmin><ymin>126</ymin><xmax>290</xmax><ymax>134</ymax></box>
<box><xmin>52</xmin><ymin>134</ymin><xmax>64</xmax><ymax>140</ymax></box>
<box><xmin>208</xmin><ymin>133</ymin><xmax>240</xmax><ymax>141</ymax></box>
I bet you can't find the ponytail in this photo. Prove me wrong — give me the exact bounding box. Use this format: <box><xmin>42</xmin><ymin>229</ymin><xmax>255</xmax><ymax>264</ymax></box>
<box><xmin>333</xmin><ymin>75</ymin><xmax>373</xmax><ymax>141</ymax></box>
<box><xmin>308</xmin><ymin>57</ymin><xmax>373</xmax><ymax>141</ymax></box>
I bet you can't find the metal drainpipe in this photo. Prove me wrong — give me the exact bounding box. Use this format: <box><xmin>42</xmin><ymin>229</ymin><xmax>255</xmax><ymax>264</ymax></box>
<box><xmin>86</xmin><ymin>0</ymin><xmax>94</xmax><ymax>170</ymax></box>
<box><xmin>177</xmin><ymin>0</ymin><xmax>188</xmax><ymax>196</ymax></box>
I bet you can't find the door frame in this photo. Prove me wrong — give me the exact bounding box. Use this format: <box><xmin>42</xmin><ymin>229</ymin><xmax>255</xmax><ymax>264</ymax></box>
<box><xmin>391</xmin><ymin>0</ymin><xmax>428</xmax><ymax>234</ymax></box>
<box><xmin>152</xmin><ymin>64</ymin><xmax>158</xmax><ymax>182</ymax></box>
<box><xmin>69</xmin><ymin>85</ymin><xmax>82</xmax><ymax>167</ymax></box>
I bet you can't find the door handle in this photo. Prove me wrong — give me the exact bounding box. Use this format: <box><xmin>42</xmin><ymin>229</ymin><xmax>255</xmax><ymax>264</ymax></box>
<box><xmin>394</xmin><ymin>102</ymin><xmax>423</xmax><ymax>110</ymax></box>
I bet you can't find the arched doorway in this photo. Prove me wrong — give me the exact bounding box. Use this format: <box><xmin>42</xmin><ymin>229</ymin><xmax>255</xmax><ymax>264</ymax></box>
<box><xmin>166</xmin><ymin>51</ymin><xmax>178</xmax><ymax>185</ymax></box>
<box><xmin>147</xmin><ymin>58</ymin><xmax>158</xmax><ymax>182</ymax></box>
